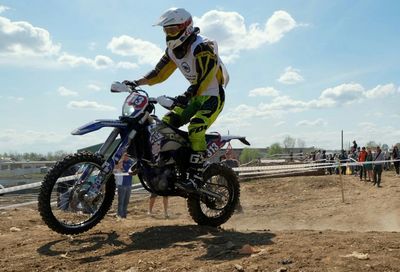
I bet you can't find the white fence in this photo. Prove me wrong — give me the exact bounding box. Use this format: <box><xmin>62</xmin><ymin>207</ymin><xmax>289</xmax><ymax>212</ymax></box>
<box><xmin>1</xmin><ymin>159</ymin><xmax>399</xmax><ymax>209</ymax></box>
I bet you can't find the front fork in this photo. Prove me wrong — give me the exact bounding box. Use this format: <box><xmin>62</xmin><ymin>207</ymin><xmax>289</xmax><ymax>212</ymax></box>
<box><xmin>78</xmin><ymin>128</ymin><xmax>137</xmax><ymax>203</ymax></box>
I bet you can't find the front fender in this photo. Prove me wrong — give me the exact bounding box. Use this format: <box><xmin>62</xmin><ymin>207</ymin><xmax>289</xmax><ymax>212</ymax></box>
<box><xmin>71</xmin><ymin>119</ymin><xmax>128</xmax><ymax>135</ymax></box>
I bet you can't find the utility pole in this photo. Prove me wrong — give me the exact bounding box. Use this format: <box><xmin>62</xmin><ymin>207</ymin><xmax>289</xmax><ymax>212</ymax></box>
<box><xmin>341</xmin><ymin>130</ymin><xmax>343</xmax><ymax>151</ymax></box>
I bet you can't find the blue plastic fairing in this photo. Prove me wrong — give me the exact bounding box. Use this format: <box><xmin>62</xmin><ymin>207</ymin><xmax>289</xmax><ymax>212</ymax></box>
<box><xmin>71</xmin><ymin>119</ymin><xmax>128</xmax><ymax>135</ymax></box>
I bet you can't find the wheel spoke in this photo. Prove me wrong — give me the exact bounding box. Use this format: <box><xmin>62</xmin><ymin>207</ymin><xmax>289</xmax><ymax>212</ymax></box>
<box><xmin>199</xmin><ymin>175</ymin><xmax>231</xmax><ymax>218</ymax></box>
<box><xmin>50</xmin><ymin>162</ymin><xmax>105</xmax><ymax>226</ymax></box>
<box><xmin>38</xmin><ymin>152</ymin><xmax>116</xmax><ymax>234</ymax></box>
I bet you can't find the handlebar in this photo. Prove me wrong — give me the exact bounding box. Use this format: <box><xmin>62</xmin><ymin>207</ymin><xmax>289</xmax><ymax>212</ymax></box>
<box><xmin>111</xmin><ymin>81</ymin><xmax>185</xmax><ymax>110</ymax></box>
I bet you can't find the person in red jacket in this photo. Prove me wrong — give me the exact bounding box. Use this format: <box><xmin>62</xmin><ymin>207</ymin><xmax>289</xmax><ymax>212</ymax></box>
<box><xmin>358</xmin><ymin>146</ymin><xmax>368</xmax><ymax>181</ymax></box>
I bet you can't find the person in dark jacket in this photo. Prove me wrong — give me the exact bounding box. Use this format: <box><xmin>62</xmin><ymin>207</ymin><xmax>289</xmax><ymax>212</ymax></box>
<box><xmin>392</xmin><ymin>145</ymin><xmax>400</xmax><ymax>176</ymax></box>
<box><xmin>338</xmin><ymin>150</ymin><xmax>348</xmax><ymax>175</ymax></box>
<box><xmin>373</xmin><ymin>146</ymin><xmax>385</xmax><ymax>187</ymax></box>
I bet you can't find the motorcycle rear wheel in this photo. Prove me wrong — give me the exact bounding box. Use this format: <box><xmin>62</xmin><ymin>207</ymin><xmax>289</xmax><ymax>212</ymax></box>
<box><xmin>187</xmin><ymin>163</ymin><xmax>240</xmax><ymax>227</ymax></box>
<box><xmin>38</xmin><ymin>152</ymin><xmax>115</xmax><ymax>235</ymax></box>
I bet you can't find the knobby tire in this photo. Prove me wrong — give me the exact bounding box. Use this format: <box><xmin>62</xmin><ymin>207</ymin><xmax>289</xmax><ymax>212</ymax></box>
<box><xmin>38</xmin><ymin>152</ymin><xmax>116</xmax><ymax>235</ymax></box>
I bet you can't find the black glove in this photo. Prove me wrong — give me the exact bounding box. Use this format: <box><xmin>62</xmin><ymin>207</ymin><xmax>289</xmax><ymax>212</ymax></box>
<box><xmin>175</xmin><ymin>94</ymin><xmax>189</xmax><ymax>106</ymax></box>
<box><xmin>185</xmin><ymin>85</ymin><xmax>197</xmax><ymax>98</ymax></box>
<box><xmin>175</xmin><ymin>85</ymin><xmax>197</xmax><ymax>106</ymax></box>
<box><xmin>122</xmin><ymin>80</ymin><xmax>139</xmax><ymax>88</ymax></box>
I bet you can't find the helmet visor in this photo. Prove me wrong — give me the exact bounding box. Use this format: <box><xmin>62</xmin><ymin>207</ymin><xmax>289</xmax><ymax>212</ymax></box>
<box><xmin>163</xmin><ymin>24</ymin><xmax>185</xmax><ymax>37</ymax></box>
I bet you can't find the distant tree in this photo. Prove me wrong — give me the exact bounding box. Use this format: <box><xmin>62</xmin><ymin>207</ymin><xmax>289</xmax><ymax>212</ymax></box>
<box><xmin>366</xmin><ymin>141</ymin><xmax>378</xmax><ymax>148</ymax></box>
<box><xmin>296</xmin><ymin>138</ymin><xmax>306</xmax><ymax>148</ymax></box>
<box><xmin>283</xmin><ymin>135</ymin><xmax>296</xmax><ymax>150</ymax></box>
<box><xmin>54</xmin><ymin>150</ymin><xmax>69</xmax><ymax>160</ymax></box>
<box><xmin>381</xmin><ymin>144</ymin><xmax>389</xmax><ymax>151</ymax></box>
<box><xmin>239</xmin><ymin>148</ymin><xmax>261</xmax><ymax>164</ymax></box>
<box><xmin>268</xmin><ymin>143</ymin><xmax>283</xmax><ymax>156</ymax></box>
<box><xmin>0</xmin><ymin>151</ymin><xmax>71</xmax><ymax>161</ymax></box>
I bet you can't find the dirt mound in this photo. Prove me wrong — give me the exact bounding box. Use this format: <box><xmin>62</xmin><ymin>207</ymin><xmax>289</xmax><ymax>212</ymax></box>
<box><xmin>1</xmin><ymin>172</ymin><xmax>400</xmax><ymax>271</ymax></box>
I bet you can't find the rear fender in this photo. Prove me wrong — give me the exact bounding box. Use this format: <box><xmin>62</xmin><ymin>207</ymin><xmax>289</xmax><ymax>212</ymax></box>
<box><xmin>71</xmin><ymin>119</ymin><xmax>128</xmax><ymax>135</ymax></box>
<box><xmin>206</xmin><ymin>133</ymin><xmax>250</xmax><ymax>158</ymax></box>
<box><xmin>221</xmin><ymin>135</ymin><xmax>250</xmax><ymax>146</ymax></box>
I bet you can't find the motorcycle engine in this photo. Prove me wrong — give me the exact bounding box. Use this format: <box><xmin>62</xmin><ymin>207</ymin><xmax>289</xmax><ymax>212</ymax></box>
<box><xmin>141</xmin><ymin>165</ymin><xmax>175</xmax><ymax>193</ymax></box>
<box><xmin>147</xmin><ymin>119</ymin><xmax>187</xmax><ymax>167</ymax></box>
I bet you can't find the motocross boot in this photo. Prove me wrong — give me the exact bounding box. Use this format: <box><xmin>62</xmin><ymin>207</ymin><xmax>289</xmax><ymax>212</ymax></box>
<box><xmin>177</xmin><ymin>151</ymin><xmax>205</xmax><ymax>193</ymax></box>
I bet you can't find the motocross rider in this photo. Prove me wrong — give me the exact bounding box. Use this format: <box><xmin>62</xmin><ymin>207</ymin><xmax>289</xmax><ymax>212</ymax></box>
<box><xmin>123</xmin><ymin>7</ymin><xmax>229</xmax><ymax>192</ymax></box>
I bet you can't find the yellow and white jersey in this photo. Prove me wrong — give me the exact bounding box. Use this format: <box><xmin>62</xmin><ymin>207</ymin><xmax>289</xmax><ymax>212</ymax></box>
<box><xmin>144</xmin><ymin>34</ymin><xmax>229</xmax><ymax>97</ymax></box>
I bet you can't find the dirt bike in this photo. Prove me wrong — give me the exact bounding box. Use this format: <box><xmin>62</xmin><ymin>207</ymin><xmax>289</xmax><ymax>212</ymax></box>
<box><xmin>38</xmin><ymin>82</ymin><xmax>250</xmax><ymax>235</ymax></box>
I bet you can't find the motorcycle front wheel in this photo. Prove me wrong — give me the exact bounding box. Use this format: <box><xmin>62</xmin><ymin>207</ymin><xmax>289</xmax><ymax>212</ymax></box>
<box><xmin>187</xmin><ymin>163</ymin><xmax>240</xmax><ymax>227</ymax></box>
<box><xmin>38</xmin><ymin>152</ymin><xmax>115</xmax><ymax>235</ymax></box>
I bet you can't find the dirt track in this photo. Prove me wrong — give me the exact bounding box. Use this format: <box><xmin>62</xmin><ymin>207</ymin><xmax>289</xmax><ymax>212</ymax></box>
<box><xmin>1</xmin><ymin>172</ymin><xmax>400</xmax><ymax>272</ymax></box>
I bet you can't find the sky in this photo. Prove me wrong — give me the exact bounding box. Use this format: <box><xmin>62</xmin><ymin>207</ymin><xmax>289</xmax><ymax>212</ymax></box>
<box><xmin>1</xmin><ymin>0</ymin><xmax>400</xmax><ymax>154</ymax></box>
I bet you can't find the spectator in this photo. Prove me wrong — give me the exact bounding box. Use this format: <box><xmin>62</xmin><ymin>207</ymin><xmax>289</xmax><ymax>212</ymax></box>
<box><xmin>148</xmin><ymin>194</ymin><xmax>169</xmax><ymax>219</ymax></box>
<box><xmin>393</xmin><ymin>145</ymin><xmax>400</xmax><ymax>176</ymax></box>
<box><xmin>384</xmin><ymin>149</ymin><xmax>391</xmax><ymax>171</ymax></box>
<box><xmin>365</xmin><ymin>148</ymin><xmax>374</xmax><ymax>182</ymax></box>
<box><xmin>321</xmin><ymin>150</ymin><xmax>327</xmax><ymax>162</ymax></box>
<box><xmin>358</xmin><ymin>147</ymin><xmax>368</xmax><ymax>181</ymax></box>
<box><xmin>338</xmin><ymin>150</ymin><xmax>348</xmax><ymax>175</ymax></box>
<box><xmin>373</xmin><ymin>146</ymin><xmax>385</xmax><ymax>187</ymax></box>
<box><xmin>350</xmin><ymin>150</ymin><xmax>358</xmax><ymax>176</ymax></box>
<box><xmin>327</xmin><ymin>154</ymin><xmax>334</xmax><ymax>175</ymax></box>
<box><xmin>315</xmin><ymin>150</ymin><xmax>322</xmax><ymax>162</ymax></box>
<box><xmin>352</xmin><ymin>140</ymin><xmax>358</xmax><ymax>153</ymax></box>
<box><xmin>115</xmin><ymin>152</ymin><xmax>133</xmax><ymax>219</ymax></box>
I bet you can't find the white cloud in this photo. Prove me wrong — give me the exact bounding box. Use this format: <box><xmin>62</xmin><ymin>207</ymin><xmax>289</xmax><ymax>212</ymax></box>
<box><xmin>357</xmin><ymin>122</ymin><xmax>377</xmax><ymax>131</ymax></box>
<box><xmin>260</xmin><ymin>95</ymin><xmax>311</xmax><ymax>112</ymax></box>
<box><xmin>194</xmin><ymin>10</ymin><xmax>297</xmax><ymax>61</ymax></box>
<box><xmin>258</xmin><ymin>82</ymin><xmax>396</xmax><ymax>113</ymax></box>
<box><xmin>278</xmin><ymin>66</ymin><xmax>304</xmax><ymax>84</ymax></box>
<box><xmin>116</xmin><ymin>61</ymin><xmax>139</xmax><ymax>69</ymax></box>
<box><xmin>57</xmin><ymin>53</ymin><xmax>115</xmax><ymax>69</ymax></box>
<box><xmin>88</xmin><ymin>84</ymin><xmax>101</xmax><ymax>92</ymax></box>
<box><xmin>67</xmin><ymin>100</ymin><xmax>116</xmax><ymax>111</ymax></box>
<box><xmin>364</xmin><ymin>83</ymin><xmax>396</xmax><ymax>99</ymax></box>
<box><xmin>319</xmin><ymin>83</ymin><xmax>364</xmax><ymax>105</ymax></box>
<box><xmin>296</xmin><ymin>118</ymin><xmax>327</xmax><ymax>127</ymax></box>
<box><xmin>0</xmin><ymin>15</ymin><xmax>60</xmax><ymax>56</ymax></box>
<box><xmin>57</xmin><ymin>86</ymin><xmax>78</xmax><ymax>97</ymax></box>
<box><xmin>107</xmin><ymin>35</ymin><xmax>163</xmax><ymax>65</ymax></box>
<box><xmin>274</xmin><ymin>121</ymin><xmax>286</xmax><ymax>127</ymax></box>
<box><xmin>221</xmin><ymin>82</ymin><xmax>398</xmax><ymax>124</ymax></box>
<box><xmin>94</xmin><ymin>55</ymin><xmax>114</xmax><ymax>69</ymax></box>
<box><xmin>0</xmin><ymin>5</ymin><xmax>10</xmax><ymax>13</ymax></box>
<box><xmin>57</xmin><ymin>52</ymin><xmax>137</xmax><ymax>70</ymax></box>
<box><xmin>249</xmin><ymin>87</ymin><xmax>279</xmax><ymax>97</ymax></box>
<box><xmin>0</xmin><ymin>14</ymin><xmax>139</xmax><ymax>70</ymax></box>
<box><xmin>0</xmin><ymin>128</ymin><xmax>111</xmax><ymax>153</ymax></box>
<box><xmin>0</xmin><ymin>129</ymin><xmax>60</xmax><ymax>146</ymax></box>
<box><xmin>7</xmin><ymin>96</ymin><xmax>24</xmax><ymax>101</ymax></box>
<box><xmin>58</xmin><ymin>53</ymin><xmax>93</xmax><ymax>67</ymax></box>
<box><xmin>390</xmin><ymin>113</ymin><xmax>400</xmax><ymax>119</ymax></box>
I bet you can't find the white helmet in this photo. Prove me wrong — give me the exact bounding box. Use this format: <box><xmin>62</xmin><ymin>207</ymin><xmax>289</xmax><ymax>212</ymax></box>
<box><xmin>154</xmin><ymin>8</ymin><xmax>194</xmax><ymax>50</ymax></box>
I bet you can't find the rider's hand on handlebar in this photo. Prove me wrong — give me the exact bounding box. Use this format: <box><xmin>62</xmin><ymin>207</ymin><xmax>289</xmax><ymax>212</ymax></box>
<box><xmin>175</xmin><ymin>94</ymin><xmax>189</xmax><ymax>106</ymax></box>
<box><xmin>174</xmin><ymin>86</ymin><xmax>197</xmax><ymax>106</ymax></box>
<box><xmin>122</xmin><ymin>80</ymin><xmax>139</xmax><ymax>88</ymax></box>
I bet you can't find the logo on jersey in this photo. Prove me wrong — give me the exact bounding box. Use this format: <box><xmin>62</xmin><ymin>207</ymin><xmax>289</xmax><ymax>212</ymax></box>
<box><xmin>181</xmin><ymin>62</ymin><xmax>190</xmax><ymax>73</ymax></box>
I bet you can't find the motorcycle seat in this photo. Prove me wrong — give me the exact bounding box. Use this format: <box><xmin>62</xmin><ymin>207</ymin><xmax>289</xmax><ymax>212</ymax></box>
<box><xmin>163</xmin><ymin>122</ymin><xmax>221</xmax><ymax>143</ymax></box>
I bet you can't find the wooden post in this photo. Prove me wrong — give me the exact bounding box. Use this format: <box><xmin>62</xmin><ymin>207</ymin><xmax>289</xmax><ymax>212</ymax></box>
<box><xmin>338</xmin><ymin>160</ymin><xmax>345</xmax><ymax>203</ymax></box>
